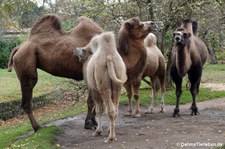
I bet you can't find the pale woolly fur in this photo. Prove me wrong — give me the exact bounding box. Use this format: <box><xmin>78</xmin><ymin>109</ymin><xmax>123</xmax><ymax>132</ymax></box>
<box><xmin>79</xmin><ymin>31</ymin><xmax>127</xmax><ymax>143</ymax></box>
<box><xmin>143</xmin><ymin>33</ymin><xmax>166</xmax><ymax>113</ymax></box>
<box><xmin>87</xmin><ymin>32</ymin><xmax>127</xmax><ymax>90</ymax></box>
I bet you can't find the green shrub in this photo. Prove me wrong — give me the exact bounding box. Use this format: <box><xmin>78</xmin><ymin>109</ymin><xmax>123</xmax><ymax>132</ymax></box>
<box><xmin>215</xmin><ymin>50</ymin><xmax>225</xmax><ymax>63</ymax></box>
<box><xmin>0</xmin><ymin>36</ymin><xmax>21</xmax><ymax>68</ymax></box>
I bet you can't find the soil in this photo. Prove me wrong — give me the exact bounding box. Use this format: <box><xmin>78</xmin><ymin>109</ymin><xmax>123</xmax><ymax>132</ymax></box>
<box><xmin>54</xmin><ymin>97</ymin><xmax>225</xmax><ymax>149</ymax></box>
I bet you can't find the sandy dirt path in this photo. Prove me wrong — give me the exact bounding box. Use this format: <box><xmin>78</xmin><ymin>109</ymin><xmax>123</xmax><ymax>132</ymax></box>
<box><xmin>54</xmin><ymin>98</ymin><xmax>225</xmax><ymax>149</ymax></box>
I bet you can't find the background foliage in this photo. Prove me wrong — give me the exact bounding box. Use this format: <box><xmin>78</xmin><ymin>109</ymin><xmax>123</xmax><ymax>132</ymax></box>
<box><xmin>0</xmin><ymin>37</ymin><xmax>20</xmax><ymax>68</ymax></box>
<box><xmin>0</xmin><ymin>0</ymin><xmax>224</xmax><ymax>82</ymax></box>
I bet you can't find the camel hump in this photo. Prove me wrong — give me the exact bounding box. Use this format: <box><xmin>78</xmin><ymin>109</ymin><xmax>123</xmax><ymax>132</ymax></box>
<box><xmin>102</xmin><ymin>32</ymin><xmax>114</xmax><ymax>41</ymax></box>
<box><xmin>76</xmin><ymin>16</ymin><xmax>94</xmax><ymax>24</ymax></box>
<box><xmin>181</xmin><ymin>19</ymin><xmax>198</xmax><ymax>36</ymax></box>
<box><xmin>100</xmin><ymin>32</ymin><xmax>115</xmax><ymax>46</ymax></box>
<box><xmin>144</xmin><ymin>33</ymin><xmax>157</xmax><ymax>47</ymax></box>
<box><xmin>192</xmin><ymin>21</ymin><xmax>198</xmax><ymax>36</ymax></box>
<box><xmin>30</xmin><ymin>14</ymin><xmax>62</xmax><ymax>36</ymax></box>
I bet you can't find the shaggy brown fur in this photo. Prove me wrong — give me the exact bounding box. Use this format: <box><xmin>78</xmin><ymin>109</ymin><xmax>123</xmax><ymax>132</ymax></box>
<box><xmin>7</xmin><ymin>14</ymin><xmax>103</xmax><ymax>131</ymax></box>
<box><xmin>170</xmin><ymin>19</ymin><xmax>208</xmax><ymax>117</ymax></box>
<box><xmin>75</xmin><ymin>32</ymin><xmax>127</xmax><ymax>143</ymax></box>
<box><xmin>117</xmin><ymin>17</ymin><xmax>157</xmax><ymax>117</ymax></box>
<box><xmin>143</xmin><ymin>33</ymin><xmax>166</xmax><ymax>113</ymax></box>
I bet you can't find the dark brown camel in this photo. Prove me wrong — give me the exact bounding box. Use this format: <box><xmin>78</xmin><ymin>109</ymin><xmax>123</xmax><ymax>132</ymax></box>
<box><xmin>170</xmin><ymin>19</ymin><xmax>208</xmax><ymax>117</ymax></box>
<box><xmin>117</xmin><ymin>17</ymin><xmax>157</xmax><ymax>117</ymax></box>
<box><xmin>7</xmin><ymin>14</ymin><xmax>103</xmax><ymax>131</ymax></box>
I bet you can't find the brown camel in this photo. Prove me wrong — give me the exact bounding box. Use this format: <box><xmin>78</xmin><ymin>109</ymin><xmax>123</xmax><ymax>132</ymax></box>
<box><xmin>7</xmin><ymin>14</ymin><xmax>103</xmax><ymax>131</ymax></box>
<box><xmin>117</xmin><ymin>17</ymin><xmax>157</xmax><ymax>117</ymax></box>
<box><xmin>143</xmin><ymin>33</ymin><xmax>166</xmax><ymax>114</ymax></box>
<box><xmin>170</xmin><ymin>19</ymin><xmax>208</xmax><ymax>117</ymax></box>
<box><xmin>75</xmin><ymin>32</ymin><xmax>127</xmax><ymax>143</ymax></box>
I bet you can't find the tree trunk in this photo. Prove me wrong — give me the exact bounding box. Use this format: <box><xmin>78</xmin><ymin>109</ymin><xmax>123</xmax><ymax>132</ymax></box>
<box><xmin>208</xmin><ymin>48</ymin><xmax>218</xmax><ymax>64</ymax></box>
<box><xmin>205</xmin><ymin>42</ymin><xmax>218</xmax><ymax>64</ymax></box>
<box><xmin>165</xmin><ymin>46</ymin><xmax>173</xmax><ymax>89</ymax></box>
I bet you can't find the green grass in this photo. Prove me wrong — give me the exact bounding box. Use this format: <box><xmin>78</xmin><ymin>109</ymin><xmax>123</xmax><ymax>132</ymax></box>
<box><xmin>120</xmin><ymin>63</ymin><xmax>225</xmax><ymax>106</ymax></box>
<box><xmin>202</xmin><ymin>63</ymin><xmax>225</xmax><ymax>83</ymax></box>
<box><xmin>9</xmin><ymin>126</ymin><xmax>61</xmax><ymax>149</ymax></box>
<box><xmin>0</xmin><ymin>69</ymin><xmax>65</xmax><ymax>102</ymax></box>
<box><xmin>0</xmin><ymin>125</ymin><xmax>61</xmax><ymax>149</ymax></box>
<box><xmin>120</xmin><ymin>84</ymin><xmax>225</xmax><ymax>106</ymax></box>
<box><xmin>0</xmin><ymin>100</ymin><xmax>87</xmax><ymax>149</ymax></box>
<box><xmin>0</xmin><ymin>64</ymin><xmax>225</xmax><ymax>148</ymax></box>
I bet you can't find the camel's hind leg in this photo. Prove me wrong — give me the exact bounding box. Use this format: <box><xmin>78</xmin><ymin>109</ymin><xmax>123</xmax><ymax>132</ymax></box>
<box><xmin>90</xmin><ymin>90</ymin><xmax>103</xmax><ymax>136</ymax></box>
<box><xmin>92</xmin><ymin>105</ymin><xmax>103</xmax><ymax>137</ymax></box>
<box><xmin>158</xmin><ymin>74</ymin><xmax>166</xmax><ymax>113</ymax></box>
<box><xmin>111</xmin><ymin>84</ymin><xmax>122</xmax><ymax>119</ymax></box>
<box><xmin>100</xmin><ymin>89</ymin><xmax>117</xmax><ymax>143</ymax></box>
<box><xmin>145</xmin><ymin>77</ymin><xmax>157</xmax><ymax>114</ymax></box>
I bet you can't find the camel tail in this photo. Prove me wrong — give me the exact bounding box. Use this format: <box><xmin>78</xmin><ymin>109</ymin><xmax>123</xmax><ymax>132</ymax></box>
<box><xmin>7</xmin><ymin>47</ymin><xmax>19</xmax><ymax>72</ymax></box>
<box><xmin>106</xmin><ymin>55</ymin><xmax>127</xmax><ymax>85</ymax></box>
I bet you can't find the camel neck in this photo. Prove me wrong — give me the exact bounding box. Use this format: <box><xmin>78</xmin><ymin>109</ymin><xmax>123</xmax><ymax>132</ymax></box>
<box><xmin>176</xmin><ymin>44</ymin><xmax>191</xmax><ymax>77</ymax></box>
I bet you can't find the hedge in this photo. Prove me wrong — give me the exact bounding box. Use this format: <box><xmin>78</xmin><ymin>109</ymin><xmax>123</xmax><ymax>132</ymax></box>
<box><xmin>0</xmin><ymin>90</ymin><xmax>63</xmax><ymax>121</ymax></box>
<box><xmin>0</xmin><ymin>36</ymin><xmax>21</xmax><ymax>69</ymax></box>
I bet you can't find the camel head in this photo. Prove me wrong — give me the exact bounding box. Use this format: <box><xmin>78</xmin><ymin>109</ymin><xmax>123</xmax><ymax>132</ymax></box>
<box><xmin>142</xmin><ymin>21</ymin><xmax>158</xmax><ymax>32</ymax></box>
<box><xmin>117</xmin><ymin>17</ymin><xmax>158</xmax><ymax>55</ymax></box>
<box><xmin>173</xmin><ymin>27</ymin><xmax>191</xmax><ymax>46</ymax></box>
<box><xmin>124</xmin><ymin>17</ymin><xmax>158</xmax><ymax>39</ymax></box>
<box><xmin>74</xmin><ymin>47</ymin><xmax>93</xmax><ymax>62</ymax></box>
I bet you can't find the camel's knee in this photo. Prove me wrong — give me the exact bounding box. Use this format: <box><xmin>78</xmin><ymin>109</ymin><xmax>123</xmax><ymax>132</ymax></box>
<box><xmin>30</xmin><ymin>78</ymin><xmax>38</xmax><ymax>87</ymax></box>
<box><xmin>133</xmin><ymin>94</ymin><xmax>139</xmax><ymax>101</ymax></box>
<box><xmin>126</xmin><ymin>91</ymin><xmax>132</xmax><ymax>99</ymax></box>
<box><xmin>21</xmin><ymin>101</ymin><xmax>32</xmax><ymax>113</ymax></box>
<box><xmin>190</xmin><ymin>85</ymin><xmax>198</xmax><ymax>96</ymax></box>
<box><xmin>107</xmin><ymin>109</ymin><xmax>117</xmax><ymax>121</ymax></box>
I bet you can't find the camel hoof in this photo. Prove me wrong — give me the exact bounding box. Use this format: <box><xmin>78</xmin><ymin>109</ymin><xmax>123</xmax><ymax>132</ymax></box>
<box><xmin>191</xmin><ymin>106</ymin><xmax>199</xmax><ymax>116</ymax></box>
<box><xmin>92</xmin><ymin>130</ymin><xmax>102</xmax><ymax>137</ymax></box>
<box><xmin>34</xmin><ymin>126</ymin><xmax>43</xmax><ymax>132</ymax></box>
<box><xmin>105</xmin><ymin>137</ymin><xmax>117</xmax><ymax>143</ymax></box>
<box><xmin>159</xmin><ymin>110</ymin><xmax>165</xmax><ymax>113</ymax></box>
<box><xmin>124</xmin><ymin>111</ymin><xmax>132</xmax><ymax>116</ymax></box>
<box><xmin>84</xmin><ymin>120</ymin><xmax>97</xmax><ymax>130</ymax></box>
<box><xmin>132</xmin><ymin>113</ymin><xmax>141</xmax><ymax>118</ymax></box>
<box><xmin>173</xmin><ymin>108</ymin><xmax>180</xmax><ymax>117</ymax></box>
<box><xmin>173</xmin><ymin>113</ymin><xmax>180</xmax><ymax>118</ymax></box>
<box><xmin>145</xmin><ymin>111</ymin><xmax>153</xmax><ymax>114</ymax></box>
<box><xmin>191</xmin><ymin>111</ymin><xmax>200</xmax><ymax>116</ymax></box>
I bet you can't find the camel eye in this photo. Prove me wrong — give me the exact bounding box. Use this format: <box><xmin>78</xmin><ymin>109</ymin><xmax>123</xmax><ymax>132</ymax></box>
<box><xmin>183</xmin><ymin>33</ymin><xmax>188</xmax><ymax>38</ymax></box>
<box><xmin>138</xmin><ymin>24</ymin><xmax>143</xmax><ymax>29</ymax></box>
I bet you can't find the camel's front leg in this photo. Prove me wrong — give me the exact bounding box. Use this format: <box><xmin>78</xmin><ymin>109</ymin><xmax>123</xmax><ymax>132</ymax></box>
<box><xmin>132</xmin><ymin>81</ymin><xmax>141</xmax><ymax>118</ymax></box>
<box><xmin>124</xmin><ymin>82</ymin><xmax>133</xmax><ymax>116</ymax></box>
